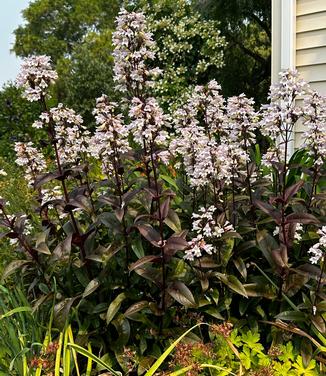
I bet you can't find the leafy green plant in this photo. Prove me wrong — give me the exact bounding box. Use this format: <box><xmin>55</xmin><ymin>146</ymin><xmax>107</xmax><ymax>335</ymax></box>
<box><xmin>145</xmin><ymin>323</ymin><xmax>324</xmax><ymax>376</ymax></box>
<box><xmin>0</xmin><ymin>6</ymin><xmax>325</xmax><ymax>375</ymax></box>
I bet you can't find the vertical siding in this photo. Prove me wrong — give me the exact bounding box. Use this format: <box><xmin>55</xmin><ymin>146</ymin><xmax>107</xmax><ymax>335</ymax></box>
<box><xmin>295</xmin><ymin>0</ymin><xmax>326</xmax><ymax>147</ymax></box>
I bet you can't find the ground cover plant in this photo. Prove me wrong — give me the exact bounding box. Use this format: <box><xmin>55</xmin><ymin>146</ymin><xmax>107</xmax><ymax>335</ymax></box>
<box><xmin>0</xmin><ymin>6</ymin><xmax>325</xmax><ymax>375</ymax></box>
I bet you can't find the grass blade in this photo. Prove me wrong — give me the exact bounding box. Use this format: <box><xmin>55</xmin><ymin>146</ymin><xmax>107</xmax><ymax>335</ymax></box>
<box><xmin>86</xmin><ymin>343</ymin><xmax>93</xmax><ymax>376</ymax></box>
<box><xmin>145</xmin><ymin>323</ymin><xmax>204</xmax><ymax>376</ymax></box>
<box><xmin>0</xmin><ymin>306</ymin><xmax>32</xmax><ymax>320</ymax></box>
<box><xmin>67</xmin><ymin>343</ymin><xmax>122</xmax><ymax>376</ymax></box>
<box><xmin>55</xmin><ymin>332</ymin><xmax>63</xmax><ymax>376</ymax></box>
<box><xmin>67</xmin><ymin>325</ymin><xmax>80</xmax><ymax>376</ymax></box>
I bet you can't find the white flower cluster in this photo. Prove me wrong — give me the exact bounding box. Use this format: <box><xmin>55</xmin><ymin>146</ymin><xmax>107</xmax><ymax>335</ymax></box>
<box><xmin>112</xmin><ymin>9</ymin><xmax>161</xmax><ymax>94</ymax></box>
<box><xmin>128</xmin><ymin>97</ymin><xmax>169</xmax><ymax>146</ymax></box>
<box><xmin>89</xmin><ymin>95</ymin><xmax>130</xmax><ymax>174</ymax></box>
<box><xmin>226</xmin><ymin>94</ymin><xmax>257</xmax><ymax>145</ymax></box>
<box><xmin>309</xmin><ymin>226</ymin><xmax>326</xmax><ymax>264</ymax></box>
<box><xmin>14</xmin><ymin>142</ymin><xmax>47</xmax><ymax>187</ymax></box>
<box><xmin>184</xmin><ymin>206</ymin><xmax>234</xmax><ymax>261</ymax></box>
<box><xmin>302</xmin><ymin>92</ymin><xmax>326</xmax><ymax>166</ymax></box>
<box><xmin>188</xmin><ymin>81</ymin><xmax>226</xmax><ymax>135</ymax></box>
<box><xmin>170</xmin><ymin>82</ymin><xmax>251</xmax><ymax>187</ymax></box>
<box><xmin>261</xmin><ymin>147</ymin><xmax>283</xmax><ymax>169</ymax></box>
<box><xmin>15</xmin><ymin>55</ymin><xmax>58</xmax><ymax>101</ymax></box>
<box><xmin>33</xmin><ymin>104</ymin><xmax>90</xmax><ymax>165</ymax></box>
<box><xmin>259</xmin><ymin>70</ymin><xmax>315</xmax><ymax>169</ymax></box>
<box><xmin>260</xmin><ymin>70</ymin><xmax>309</xmax><ymax>141</ymax></box>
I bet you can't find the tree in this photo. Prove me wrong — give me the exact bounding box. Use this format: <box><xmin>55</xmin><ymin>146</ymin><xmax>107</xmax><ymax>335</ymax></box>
<box><xmin>13</xmin><ymin>0</ymin><xmax>120</xmax><ymax>63</ymax></box>
<box><xmin>56</xmin><ymin>29</ymin><xmax>115</xmax><ymax>123</ymax></box>
<box><xmin>141</xmin><ymin>0</ymin><xmax>226</xmax><ymax>108</ymax></box>
<box><xmin>0</xmin><ymin>84</ymin><xmax>41</xmax><ymax>158</ymax></box>
<box><xmin>195</xmin><ymin>0</ymin><xmax>271</xmax><ymax>105</ymax></box>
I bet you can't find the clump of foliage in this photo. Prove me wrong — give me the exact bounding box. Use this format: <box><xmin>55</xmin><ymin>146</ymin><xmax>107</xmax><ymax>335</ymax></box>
<box><xmin>143</xmin><ymin>0</ymin><xmax>226</xmax><ymax>108</ymax></box>
<box><xmin>0</xmin><ymin>7</ymin><xmax>325</xmax><ymax>375</ymax></box>
<box><xmin>163</xmin><ymin>323</ymin><xmax>323</xmax><ymax>375</ymax></box>
<box><xmin>0</xmin><ymin>84</ymin><xmax>40</xmax><ymax>159</ymax></box>
<box><xmin>196</xmin><ymin>0</ymin><xmax>271</xmax><ymax>105</ymax></box>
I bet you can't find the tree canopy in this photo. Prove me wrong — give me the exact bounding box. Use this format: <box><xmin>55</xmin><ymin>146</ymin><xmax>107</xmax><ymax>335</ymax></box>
<box><xmin>196</xmin><ymin>0</ymin><xmax>271</xmax><ymax>105</ymax></box>
<box><xmin>13</xmin><ymin>0</ymin><xmax>120</xmax><ymax>62</ymax></box>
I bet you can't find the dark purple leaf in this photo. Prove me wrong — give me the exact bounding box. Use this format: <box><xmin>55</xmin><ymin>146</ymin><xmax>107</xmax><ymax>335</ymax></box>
<box><xmin>253</xmin><ymin>199</ymin><xmax>281</xmax><ymax>224</ymax></box>
<box><xmin>134</xmin><ymin>265</ymin><xmax>162</xmax><ymax>287</ymax></box>
<box><xmin>165</xmin><ymin>235</ymin><xmax>188</xmax><ymax>251</ymax></box>
<box><xmin>135</xmin><ymin>224</ymin><xmax>161</xmax><ymax>247</ymax></box>
<box><xmin>34</xmin><ymin>171</ymin><xmax>61</xmax><ymax>189</ymax></box>
<box><xmin>122</xmin><ymin>189</ymin><xmax>139</xmax><ymax>205</ymax></box>
<box><xmin>99</xmin><ymin>195</ymin><xmax>119</xmax><ymax>207</ymax></box>
<box><xmin>0</xmin><ymin>231</ymin><xmax>9</xmax><ymax>240</ymax></box>
<box><xmin>115</xmin><ymin>208</ymin><xmax>125</xmax><ymax>223</ymax></box>
<box><xmin>159</xmin><ymin>197</ymin><xmax>170</xmax><ymax>220</ymax></box>
<box><xmin>284</xmin><ymin>180</ymin><xmax>304</xmax><ymax>203</ymax></box>
<box><xmin>129</xmin><ymin>255</ymin><xmax>161</xmax><ymax>272</ymax></box>
<box><xmin>68</xmin><ymin>195</ymin><xmax>92</xmax><ymax>213</ymax></box>
<box><xmin>285</xmin><ymin>213</ymin><xmax>319</xmax><ymax>225</ymax></box>
<box><xmin>167</xmin><ymin>281</ymin><xmax>196</xmax><ymax>307</ymax></box>
<box><xmin>124</xmin><ymin>301</ymin><xmax>149</xmax><ymax>319</ymax></box>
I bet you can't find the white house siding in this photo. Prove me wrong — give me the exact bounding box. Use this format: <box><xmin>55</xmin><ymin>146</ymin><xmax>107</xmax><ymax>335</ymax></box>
<box><xmin>295</xmin><ymin>0</ymin><xmax>326</xmax><ymax>148</ymax></box>
<box><xmin>272</xmin><ymin>0</ymin><xmax>326</xmax><ymax>149</ymax></box>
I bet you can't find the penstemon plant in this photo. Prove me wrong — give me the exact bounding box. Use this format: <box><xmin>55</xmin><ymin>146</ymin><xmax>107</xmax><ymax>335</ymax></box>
<box><xmin>0</xmin><ymin>7</ymin><xmax>325</xmax><ymax>373</ymax></box>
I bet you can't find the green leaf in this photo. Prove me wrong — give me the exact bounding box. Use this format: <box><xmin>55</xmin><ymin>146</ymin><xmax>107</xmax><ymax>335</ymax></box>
<box><xmin>256</xmin><ymin>230</ymin><xmax>277</xmax><ymax>268</ymax></box>
<box><xmin>167</xmin><ymin>281</ymin><xmax>196</xmax><ymax>307</ymax></box>
<box><xmin>233</xmin><ymin>257</ymin><xmax>247</xmax><ymax>280</ymax></box>
<box><xmin>215</xmin><ymin>273</ymin><xmax>248</xmax><ymax>298</ymax></box>
<box><xmin>1</xmin><ymin>260</ymin><xmax>31</xmax><ymax>281</ymax></box>
<box><xmin>106</xmin><ymin>293</ymin><xmax>127</xmax><ymax>325</ymax></box>
<box><xmin>82</xmin><ymin>279</ymin><xmax>100</xmax><ymax>298</ymax></box>
<box><xmin>160</xmin><ymin>174</ymin><xmax>179</xmax><ymax>191</ymax></box>
<box><xmin>275</xmin><ymin>311</ymin><xmax>308</xmax><ymax>322</ymax></box>
<box><xmin>112</xmin><ymin>314</ymin><xmax>131</xmax><ymax>348</ymax></box>
<box><xmin>164</xmin><ymin>209</ymin><xmax>182</xmax><ymax>233</ymax></box>
<box><xmin>131</xmin><ymin>238</ymin><xmax>145</xmax><ymax>259</ymax></box>
<box><xmin>244</xmin><ymin>283</ymin><xmax>276</xmax><ymax>299</ymax></box>
<box><xmin>54</xmin><ymin>297</ymin><xmax>78</xmax><ymax>330</ymax></box>
<box><xmin>124</xmin><ymin>301</ymin><xmax>149</xmax><ymax>320</ymax></box>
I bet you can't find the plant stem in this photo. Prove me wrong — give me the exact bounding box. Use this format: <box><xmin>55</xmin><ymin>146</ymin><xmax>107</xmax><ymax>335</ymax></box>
<box><xmin>149</xmin><ymin>141</ymin><xmax>166</xmax><ymax>314</ymax></box>
<box><xmin>40</xmin><ymin>96</ymin><xmax>88</xmax><ymax>266</ymax></box>
<box><xmin>112</xmin><ymin>141</ymin><xmax>130</xmax><ymax>286</ymax></box>
<box><xmin>278</xmin><ymin>125</ymin><xmax>289</xmax><ymax>298</ymax></box>
<box><xmin>231</xmin><ymin>172</ymin><xmax>236</xmax><ymax>227</ymax></box>
<box><xmin>312</xmin><ymin>257</ymin><xmax>325</xmax><ymax>309</ymax></box>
